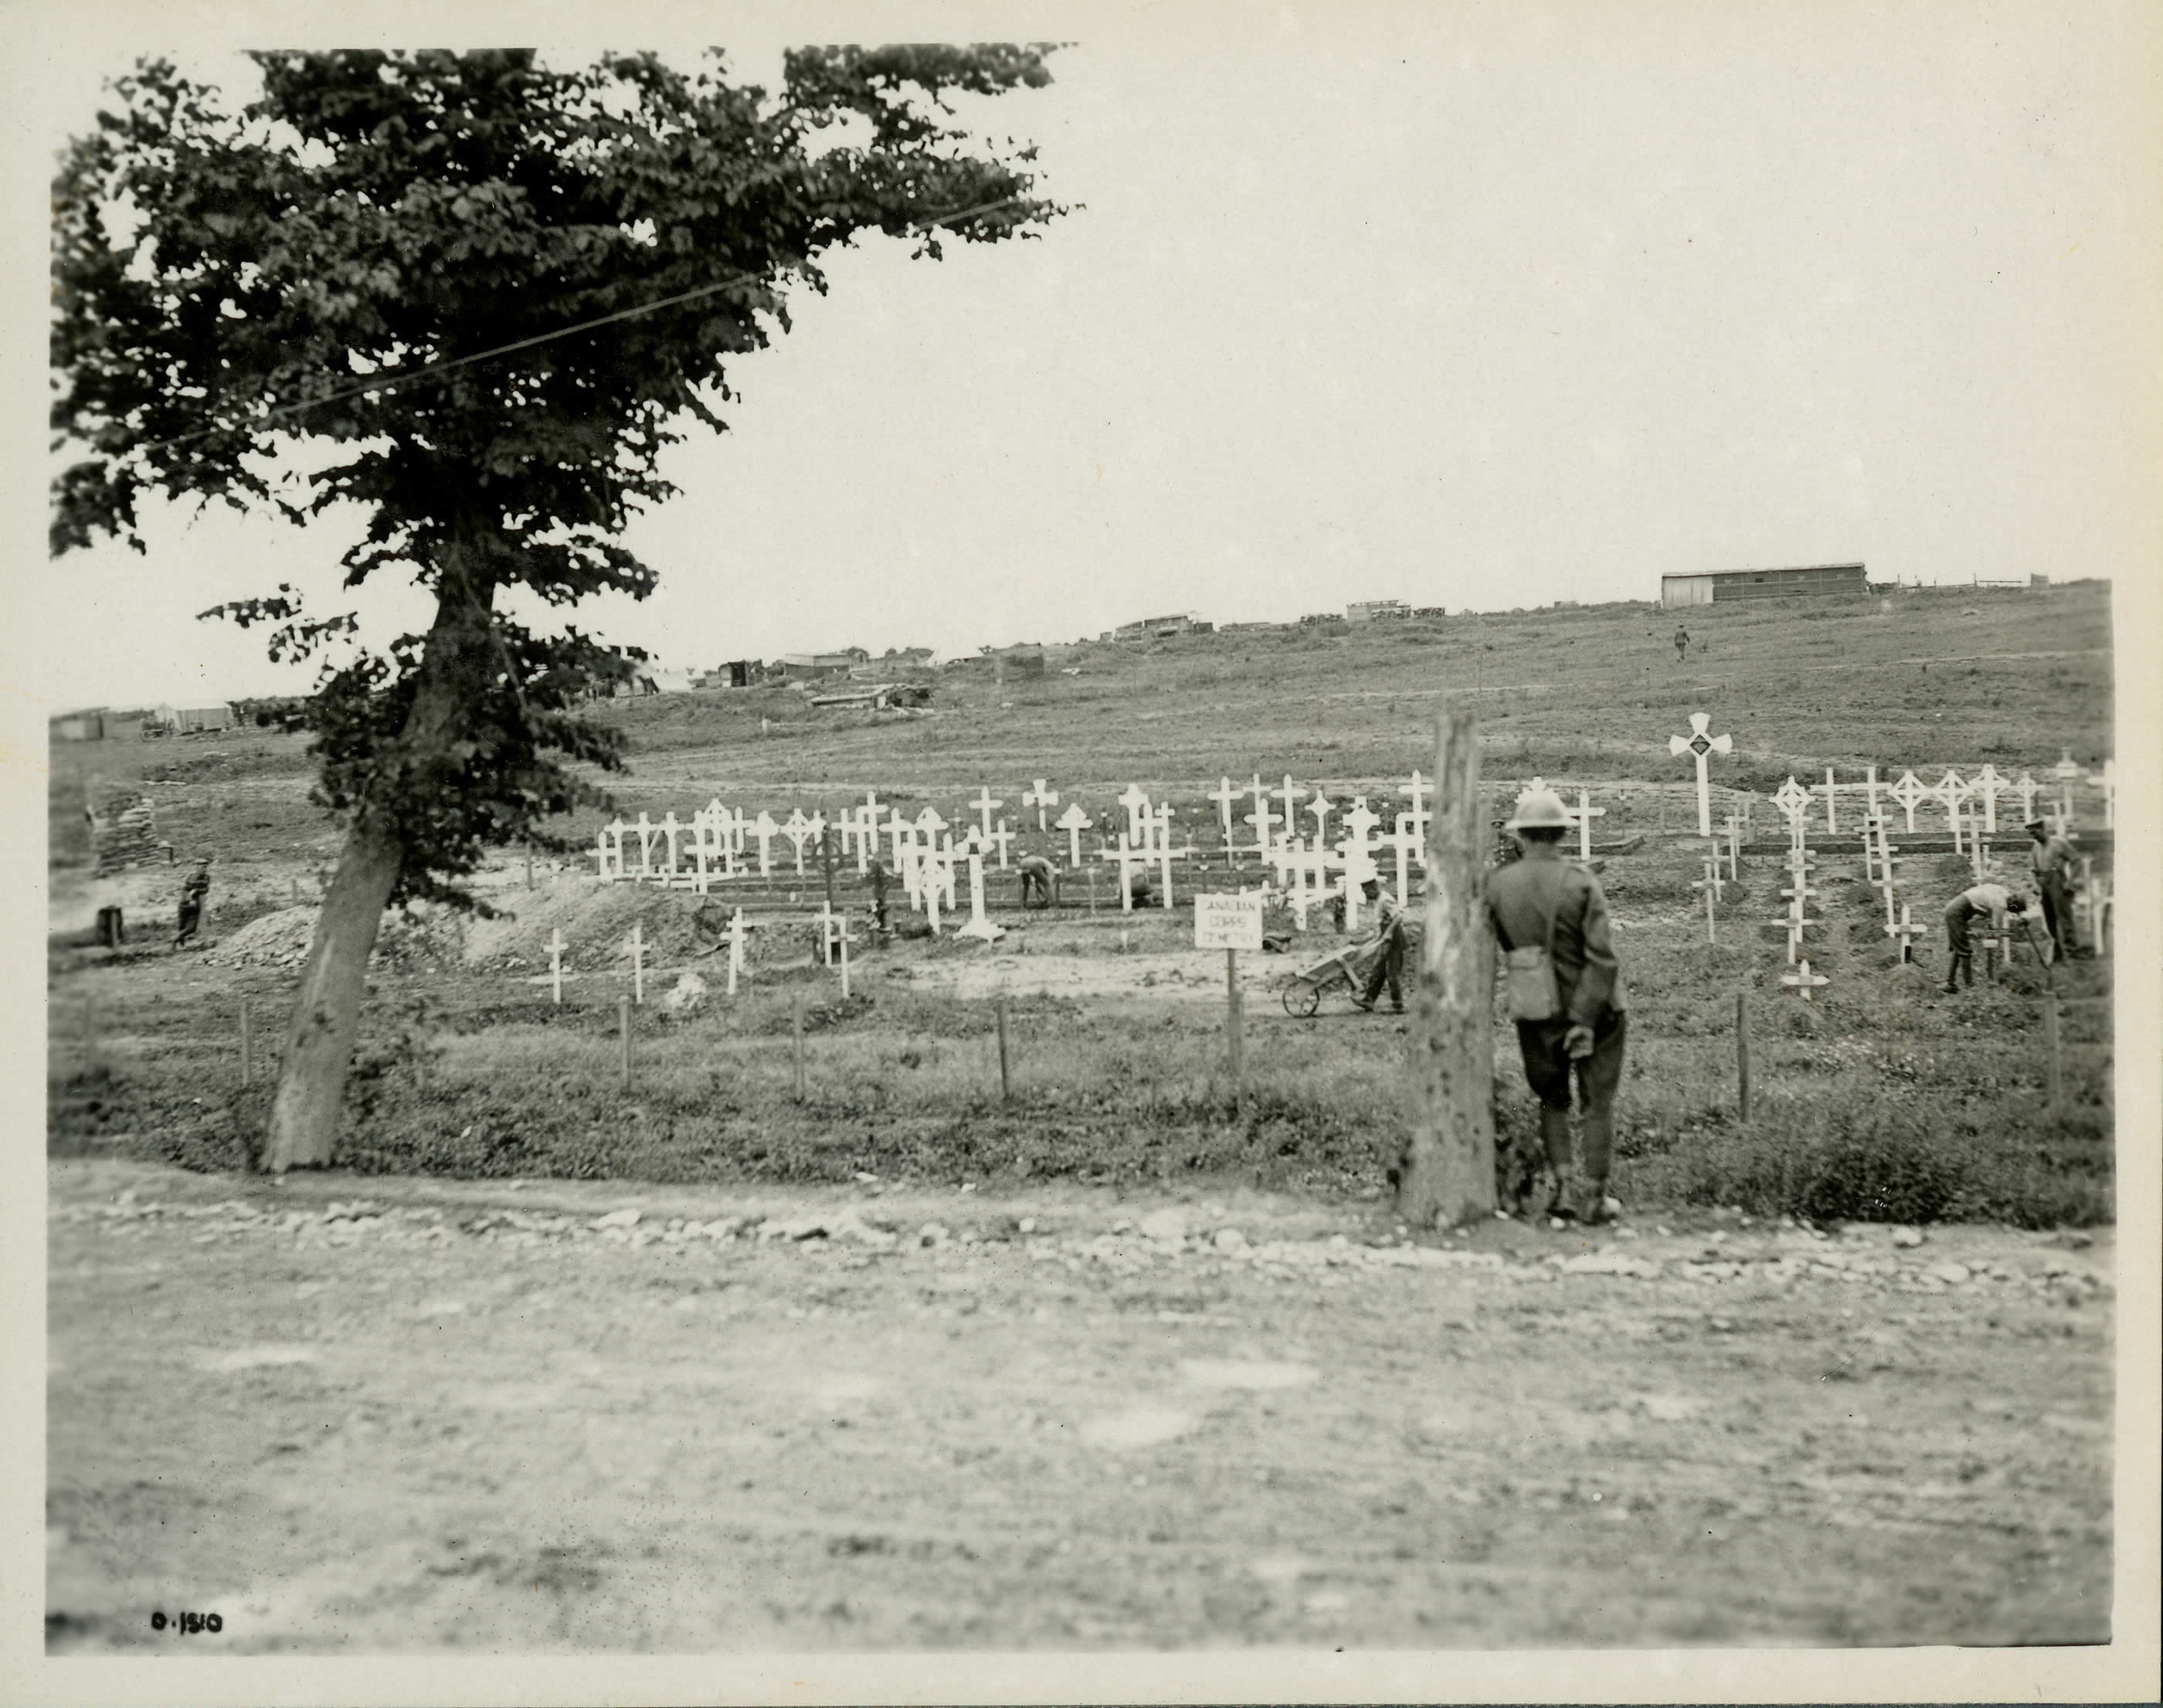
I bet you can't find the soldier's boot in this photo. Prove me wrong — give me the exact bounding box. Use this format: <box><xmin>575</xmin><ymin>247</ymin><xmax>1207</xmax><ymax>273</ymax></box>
<box><xmin>1574</xmin><ymin>1175</ymin><xmax>1615</xmax><ymax>1225</ymax></box>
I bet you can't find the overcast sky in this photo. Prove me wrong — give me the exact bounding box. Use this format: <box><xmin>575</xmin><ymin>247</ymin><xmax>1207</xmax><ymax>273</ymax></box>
<box><xmin>12</xmin><ymin>2</ymin><xmax>2160</xmax><ymax>709</ymax></box>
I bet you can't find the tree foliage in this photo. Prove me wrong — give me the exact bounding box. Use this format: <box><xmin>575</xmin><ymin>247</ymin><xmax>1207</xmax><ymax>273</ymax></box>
<box><xmin>52</xmin><ymin>47</ymin><xmax>1061</xmax><ymax>904</ymax></box>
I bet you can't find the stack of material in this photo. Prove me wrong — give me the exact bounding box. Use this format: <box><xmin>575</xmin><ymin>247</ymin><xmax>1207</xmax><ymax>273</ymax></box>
<box><xmin>90</xmin><ymin>786</ymin><xmax>165</xmax><ymax>875</ymax></box>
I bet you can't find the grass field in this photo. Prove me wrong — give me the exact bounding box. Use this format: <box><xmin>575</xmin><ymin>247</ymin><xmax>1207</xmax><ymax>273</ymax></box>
<box><xmin>46</xmin><ymin>578</ymin><xmax>2117</xmax><ymax>1229</ymax></box>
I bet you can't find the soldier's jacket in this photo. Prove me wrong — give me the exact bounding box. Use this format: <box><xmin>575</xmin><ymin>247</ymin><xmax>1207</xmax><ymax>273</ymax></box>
<box><xmin>1484</xmin><ymin>856</ymin><xmax>1624</xmax><ymax>1025</ymax></box>
<box><xmin>2029</xmin><ymin>835</ymin><xmax>2076</xmax><ymax>885</ymax></box>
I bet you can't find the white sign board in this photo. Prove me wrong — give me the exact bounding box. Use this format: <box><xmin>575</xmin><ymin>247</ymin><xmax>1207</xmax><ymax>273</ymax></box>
<box><xmin>1194</xmin><ymin>891</ymin><xmax>1265</xmax><ymax>952</ymax></box>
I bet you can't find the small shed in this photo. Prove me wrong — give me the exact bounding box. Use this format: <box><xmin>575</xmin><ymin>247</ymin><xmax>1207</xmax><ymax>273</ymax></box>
<box><xmin>1660</xmin><ymin>564</ymin><xmax>1866</xmax><ymax>608</ymax></box>
<box><xmin>780</xmin><ymin>653</ymin><xmax>854</xmax><ymax>681</ymax></box>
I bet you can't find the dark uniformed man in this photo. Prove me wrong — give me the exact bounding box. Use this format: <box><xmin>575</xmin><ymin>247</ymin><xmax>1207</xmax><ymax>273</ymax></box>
<box><xmin>174</xmin><ymin>858</ymin><xmax>212</xmax><ymax>949</ymax></box>
<box><xmin>1941</xmin><ymin>880</ymin><xmax>2028</xmax><ymax>993</ymax></box>
<box><xmin>867</xmin><ymin>855</ymin><xmax>891</xmax><ymax>938</ymax></box>
<box><xmin>1352</xmin><ymin>877</ymin><xmax>1407</xmax><ymax>1014</ymax></box>
<box><xmin>2025</xmin><ymin>818</ymin><xmax>2079</xmax><ymax>959</ymax></box>
<box><xmin>1672</xmin><ymin>624</ymin><xmax>1690</xmax><ymax>662</ymax></box>
<box><xmin>1017</xmin><ymin>853</ymin><xmax>1059</xmax><ymax>909</ymax></box>
<box><xmin>1485</xmin><ymin>789</ymin><xmax>1626</xmax><ymax>1224</ymax></box>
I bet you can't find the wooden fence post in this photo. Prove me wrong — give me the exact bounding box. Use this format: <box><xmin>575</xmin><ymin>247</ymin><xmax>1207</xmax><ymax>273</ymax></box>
<box><xmin>996</xmin><ymin>997</ymin><xmax>1012</xmax><ymax>1104</ymax></box>
<box><xmin>1226</xmin><ymin>947</ymin><xmax>1244</xmax><ymax>1119</ymax></box>
<box><xmin>2043</xmin><ymin>994</ymin><xmax>2063</xmax><ymax>1112</ymax></box>
<box><xmin>792</xmin><ymin>988</ymin><xmax>806</xmax><ymax>1102</ymax></box>
<box><xmin>1395</xmin><ymin>701</ymin><xmax>1496</xmax><ymax>1228</ymax></box>
<box><xmin>618</xmin><ymin>997</ymin><xmax>631</xmax><ymax>1089</ymax></box>
<box><xmin>1735</xmin><ymin>990</ymin><xmax>1750</xmax><ymax>1122</ymax></box>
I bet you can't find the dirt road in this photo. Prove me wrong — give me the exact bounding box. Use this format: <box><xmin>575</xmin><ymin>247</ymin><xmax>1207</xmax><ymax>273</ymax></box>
<box><xmin>46</xmin><ymin>1160</ymin><xmax>2111</xmax><ymax>1652</ymax></box>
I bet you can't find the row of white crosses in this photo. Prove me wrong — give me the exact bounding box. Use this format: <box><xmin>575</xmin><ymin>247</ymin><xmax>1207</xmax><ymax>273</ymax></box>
<box><xmin>542</xmin><ymin>909</ymin><xmax>755</xmax><ymax>1004</ymax></box>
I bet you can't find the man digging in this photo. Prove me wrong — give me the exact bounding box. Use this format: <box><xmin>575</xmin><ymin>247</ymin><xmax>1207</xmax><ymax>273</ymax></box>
<box><xmin>1940</xmin><ymin>879</ymin><xmax>2029</xmax><ymax>994</ymax></box>
<box><xmin>1485</xmin><ymin>789</ymin><xmax>1627</xmax><ymax>1225</ymax></box>
<box><xmin>173</xmin><ymin>858</ymin><xmax>212</xmax><ymax>950</ymax></box>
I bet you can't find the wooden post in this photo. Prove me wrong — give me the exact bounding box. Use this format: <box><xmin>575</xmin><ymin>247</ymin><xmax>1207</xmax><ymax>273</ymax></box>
<box><xmin>1734</xmin><ymin>990</ymin><xmax>1750</xmax><ymax>1122</ymax></box>
<box><xmin>1395</xmin><ymin>701</ymin><xmax>1495</xmax><ymax>1228</ymax></box>
<box><xmin>83</xmin><ymin>992</ymin><xmax>96</xmax><ymax>1078</ymax></box>
<box><xmin>630</xmin><ymin>922</ymin><xmax>644</xmax><ymax>1007</ymax></box>
<box><xmin>618</xmin><ymin>997</ymin><xmax>631</xmax><ymax>1089</ymax></box>
<box><xmin>1225</xmin><ymin>948</ymin><xmax>1244</xmax><ymax>1117</ymax></box>
<box><xmin>240</xmin><ymin>998</ymin><xmax>252</xmax><ymax>1088</ymax></box>
<box><xmin>792</xmin><ymin>988</ymin><xmax>806</xmax><ymax>1102</ymax></box>
<box><xmin>840</xmin><ymin>912</ymin><xmax>851</xmax><ymax>1001</ymax></box>
<box><xmin>996</xmin><ymin>997</ymin><xmax>1012</xmax><ymax>1104</ymax></box>
<box><xmin>2043</xmin><ymin>995</ymin><xmax>2063</xmax><ymax>1111</ymax></box>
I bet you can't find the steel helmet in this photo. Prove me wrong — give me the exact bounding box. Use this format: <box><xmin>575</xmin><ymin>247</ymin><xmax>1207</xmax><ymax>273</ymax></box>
<box><xmin>1505</xmin><ymin>789</ymin><xmax>1573</xmax><ymax>831</ymax></box>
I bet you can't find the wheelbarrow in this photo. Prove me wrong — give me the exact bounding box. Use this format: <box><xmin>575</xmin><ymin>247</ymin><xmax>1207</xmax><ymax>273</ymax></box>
<box><xmin>1278</xmin><ymin>935</ymin><xmax>1385</xmax><ymax>1017</ymax></box>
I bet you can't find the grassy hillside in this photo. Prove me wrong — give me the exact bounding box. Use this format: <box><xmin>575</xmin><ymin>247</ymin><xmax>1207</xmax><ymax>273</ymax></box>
<box><xmin>48</xmin><ymin>579</ymin><xmax>2110</xmax><ymax>879</ymax></box>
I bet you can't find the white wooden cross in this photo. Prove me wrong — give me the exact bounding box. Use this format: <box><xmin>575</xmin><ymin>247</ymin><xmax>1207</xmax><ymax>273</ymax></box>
<box><xmin>1238</xmin><ymin>774</ymin><xmax>1269</xmax><ymax>857</ymax></box>
<box><xmin>1862</xmin><ymin>765</ymin><xmax>1882</xmax><ymax>823</ymax></box>
<box><xmin>628</xmin><ymin>921</ymin><xmax>646</xmax><ymax>1007</ymax></box>
<box><xmin>660</xmin><ymin>810</ymin><xmax>684</xmax><ymax>878</ymax></box>
<box><xmin>1781</xmin><ymin>958</ymin><xmax>1829</xmax><ymax>1002</ymax></box>
<box><xmin>632</xmin><ymin>812</ymin><xmax>659</xmax><ymax>878</ymax></box>
<box><xmin>1399</xmin><ymin>770</ymin><xmax>1431</xmax><ymax>839</ymax></box>
<box><xmin>596</xmin><ymin>820</ymin><xmax>626</xmax><ymax>882</ymax></box>
<box><xmin>548</xmin><ymin>928</ymin><xmax>565</xmax><ymax>1005</ymax></box>
<box><xmin>971</xmin><ymin>786</ymin><xmax>1004</xmax><ymax>840</ymax></box>
<box><xmin>1272</xmin><ymin>775</ymin><xmax>1307</xmax><ymax>837</ymax></box>
<box><xmin>955</xmin><ymin>851</ymin><xmax>1004</xmax><ymax>941</ymax></box>
<box><xmin>726</xmin><ymin>908</ymin><xmax>746</xmax><ymax>994</ymax></box>
<box><xmin>751</xmin><ymin>810</ymin><xmax>778</xmax><ymax>877</ymax></box>
<box><xmin>1340</xmin><ymin>796</ymin><xmax>1382</xmax><ymax>888</ymax></box>
<box><xmin>1973</xmin><ymin>765</ymin><xmax>2005</xmax><ymax>834</ymax></box>
<box><xmin>1859</xmin><ymin>816</ymin><xmax>1881</xmax><ymax>884</ymax></box>
<box><xmin>1117</xmin><ymin>783</ymin><xmax>1153</xmax><ymax>845</ymax></box>
<box><xmin>1886</xmin><ymin>903</ymin><xmax>1924</xmax><ymax>963</ymax></box>
<box><xmin>1889</xmin><ymin>771</ymin><xmax>1928</xmax><ymax>834</ymax></box>
<box><xmin>1023</xmin><ymin>779</ymin><xmax>1058</xmax><ymax>833</ymax></box>
<box><xmin>1099</xmin><ymin>834</ymin><xmax>1149</xmax><ymax>913</ymax></box>
<box><xmin>1208</xmin><ymin>777</ymin><xmax>1242</xmax><ymax>854</ymax></box>
<box><xmin>2052</xmin><ymin>749</ymin><xmax>2083</xmax><ymax>823</ymax></box>
<box><xmin>1968</xmin><ymin>810</ymin><xmax>1990</xmax><ymax>884</ymax></box>
<box><xmin>817</xmin><ymin>899</ymin><xmax>842</xmax><ymax>964</ymax></box>
<box><xmin>1668</xmin><ymin>713</ymin><xmax>1733</xmax><ymax>837</ymax></box>
<box><xmin>989</xmin><ymin>820</ymin><xmax>1016</xmax><ymax>870</ymax></box>
<box><xmin>1244</xmin><ymin>787</ymin><xmax>1278</xmax><ymax>863</ymax></box>
<box><xmin>2083</xmin><ymin>864</ymin><xmax>2110</xmax><ymax>956</ymax></box>
<box><xmin>1277</xmin><ymin>837</ymin><xmax>1312</xmax><ymax>929</ymax></box>
<box><xmin>1390</xmin><ymin>817</ymin><xmax>1421</xmax><ymax>904</ymax></box>
<box><xmin>1152</xmin><ymin>811</ymin><xmax>1192</xmax><ymax>909</ymax></box>
<box><xmin>1723</xmin><ymin>813</ymin><xmax>1744</xmax><ymax>881</ymax></box>
<box><xmin>1771</xmin><ymin>776</ymin><xmax>1813</xmax><ymax>840</ymax></box>
<box><xmin>1576</xmin><ymin>789</ymin><xmax>1606</xmax><ymax>863</ymax></box>
<box><xmin>1934</xmin><ymin>771</ymin><xmax>1970</xmax><ymax>851</ymax></box>
<box><xmin>914</xmin><ymin>805</ymin><xmax>946</xmax><ymax>840</ymax></box>
<box><xmin>1055</xmin><ymin>802</ymin><xmax>1093</xmax><ymax>868</ymax></box>
<box><xmin>2100</xmin><ymin>758</ymin><xmax>2115</xmax><ymax>830</ymax></box>
<box><xmin>1820</xmin><ymin>768</ymin><xmax>1839</xmax><ymax>834</ymax></box>
<box><xmin>1306</xmin><ymin>789</ymin><xmax>1336</xmax><ymax>847</ymax></box>
<box><xmin>782</xmin><ymin>809</ymin><xmax>813</xmax><ymax>876</ymax></box>
<box><xmin>1691</xmin><ymin>856</ymin><xmax>1720</xmax><ymax>942</ymax></box>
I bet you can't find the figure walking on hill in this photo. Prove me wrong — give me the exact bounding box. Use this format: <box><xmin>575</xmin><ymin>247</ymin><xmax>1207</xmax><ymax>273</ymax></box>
<box><xmin>1016</xmin><ymin>853</ymin><xmax>1058</xmax><ymax>909</ymax></box>
<box><xmin>174</xmin><ymin>858</ymin><xmax>212</xmax><ymax>949</ymax></box>
<box><xmin>1486</xmin><ymin>789</ymin><xmax>1628</xmax><ymax>1225</ymax></box>
<box><xmin>2025</xmin><ymin>818</ymin><xmax>2080</xmax><ymax>959</ymax></box>
<box><xmin>1940</xmin><ymin>881</ymin><xmax>2028</xmax><ymax>993</ymax></box>
<box><xmin>1352</xmin><ymin>878</ymin><xmax>1407</xmax><ymax>1014</ymax></box>
<box><xmin>1672</xmin><ymin>623</ymin><xmax>1690</xmax><ymax>661</ymax></box>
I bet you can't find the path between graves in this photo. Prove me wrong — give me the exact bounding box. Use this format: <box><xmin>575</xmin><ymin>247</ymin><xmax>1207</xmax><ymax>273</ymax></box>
<box><xmin>46</xmin><ymin>1159</ymin><xmax>2113</xmax><ymax>1652</ymax></box>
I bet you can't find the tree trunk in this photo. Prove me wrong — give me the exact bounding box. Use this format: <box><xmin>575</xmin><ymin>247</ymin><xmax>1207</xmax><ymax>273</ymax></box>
<box><xmin>1396</xmin><ymin>701</ymin><xmax>1496</xmax><ymax>1228</ymax></box>
<box><xmin>260</xmin><ymin>530</ymin><xmax>500</xmax><ymax>1173</ymax></box>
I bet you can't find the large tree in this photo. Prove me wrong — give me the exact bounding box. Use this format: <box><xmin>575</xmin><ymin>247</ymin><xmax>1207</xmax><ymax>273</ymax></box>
<box><xmin>52</xmin><ymin>47</ymin><xmax>1061</xmax><ymax>1170</ymax></box>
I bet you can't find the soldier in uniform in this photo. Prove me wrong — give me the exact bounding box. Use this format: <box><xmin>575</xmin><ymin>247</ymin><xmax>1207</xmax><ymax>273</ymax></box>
<box><xmin>1672</xmin><ymin>623</ymin><xmax>1690</xmax><ymax>661</ymax></box>
<box><xmin>2024</xmin><ymin>817</ymin><xmax>2080</xmax><ymax>959</ymax></box>
<box><xmin>1485</xmin><ymin>790</ymin><xmax>1627</xmax><ymax>1224</ymax></box>
<box><xmin>174</xmin><ymin>858</ymin><xmax>212</xmax><ymax>949</ymax></box>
